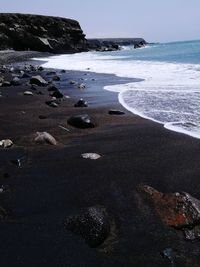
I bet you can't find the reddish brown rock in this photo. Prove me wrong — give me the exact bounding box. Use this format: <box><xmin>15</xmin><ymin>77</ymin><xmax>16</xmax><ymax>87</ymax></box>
<box><xmin>138</xmin><ymin>185</ymin><xmax>200</xmax><ymax>240</ymax></box>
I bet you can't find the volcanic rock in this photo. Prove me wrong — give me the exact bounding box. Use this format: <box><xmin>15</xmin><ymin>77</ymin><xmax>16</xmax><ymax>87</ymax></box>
<box><xmin>67</xmin><ymin>114</ymin><xmax>95</xmax><ymax>129</ymax></box>
<box><xmin>139</xmin><ymin>185</ymin><xmax>200</xmax><ymax>240</ymax></box>
<box><xmin>30</xmin><ymin>75</ymin><xmax>48</xmax><ymax>86</ymax></box>
<box><xmin>0</xmin><ymin>13</ymin><xmax>88</xmax><ymax>53</ymax></box>
<box><xmin>108</xmin><ymin>109</ymin><xmax>125</xmax><ymax>115</ymax></box>
<box><xmin>65</xmin><ymin>206</ymin><xmax>111</xmax><ymax>247</ymax></box>
<box><xmin>74</xmin><ymin>98</ymin><xmax>88</xmax><ymax>107</ymax></box>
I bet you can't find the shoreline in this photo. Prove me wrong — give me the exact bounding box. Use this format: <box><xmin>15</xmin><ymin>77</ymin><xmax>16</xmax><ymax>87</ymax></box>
<box><xmin>0</xmin><ymin>52</ymin><xmax>200</xmax><ymax>266</ymax></box>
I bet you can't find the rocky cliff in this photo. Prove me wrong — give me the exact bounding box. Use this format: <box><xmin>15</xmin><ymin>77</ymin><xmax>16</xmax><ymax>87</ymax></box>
<box><xmin>0</xmin><ymin>13</ymin><xmax>88</xmax><ymax>53</ymax></box>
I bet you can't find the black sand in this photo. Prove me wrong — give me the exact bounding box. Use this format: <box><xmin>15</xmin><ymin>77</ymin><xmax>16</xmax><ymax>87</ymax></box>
<box><xmin>0</xmin><ymin>54</ymin><xmax>200</xmax><ymax>266</ymax></box>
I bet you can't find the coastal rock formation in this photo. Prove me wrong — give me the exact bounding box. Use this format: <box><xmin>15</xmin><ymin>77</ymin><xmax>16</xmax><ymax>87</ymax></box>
<box><xmin>0</xmin><ymin>13</ymin><xmax>88</xmax><ymax>53</ymax></box>
<box><xmin>139</xmin><ymin>185</ymin><xmax>200</xmax><ymax>240</ymax></box>
<box><xmin>88</xmin><ymin>38</ymin><xmax>147</xmax><ymax>51</ymax></box>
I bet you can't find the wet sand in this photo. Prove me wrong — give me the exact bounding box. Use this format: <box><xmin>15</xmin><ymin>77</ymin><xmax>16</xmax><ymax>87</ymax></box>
<box><xmin>0</xmin><ymin>56</ymin><xmax>200</xmax><ymax>267</ymax></box>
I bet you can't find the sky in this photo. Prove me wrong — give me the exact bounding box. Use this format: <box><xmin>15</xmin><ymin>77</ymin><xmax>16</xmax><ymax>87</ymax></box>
<box><xmin>0</xmin><ymin>0</ymin><xmax>199</xmax><ymax>43</ymax></box>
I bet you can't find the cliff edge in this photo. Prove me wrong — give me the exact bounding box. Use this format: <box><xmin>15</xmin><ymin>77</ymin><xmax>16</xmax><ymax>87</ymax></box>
<box><xmin>0</xmin><ymin>13</ymin><xmax>88</xmax><ymax>53</ymax></box>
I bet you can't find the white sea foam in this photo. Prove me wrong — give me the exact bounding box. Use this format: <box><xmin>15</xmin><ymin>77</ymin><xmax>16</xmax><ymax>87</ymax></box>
<box><xmin>35</xmin><ymin>51</ymin><xmax>200</xmax><ymax>139</ymax></box>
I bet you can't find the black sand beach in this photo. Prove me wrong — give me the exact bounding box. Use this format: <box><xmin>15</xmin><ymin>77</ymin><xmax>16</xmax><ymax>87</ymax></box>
<box><xmin>0</xmin><ymin>52</ymin><xmax>200</xmax><ymax>267</ymax></box>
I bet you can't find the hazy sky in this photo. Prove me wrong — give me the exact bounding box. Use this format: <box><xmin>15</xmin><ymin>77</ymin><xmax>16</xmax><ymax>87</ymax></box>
<box><xmin>0</xmin><ymin>0</ymin><xmax>199</xmax><ymax>43</ymax></box>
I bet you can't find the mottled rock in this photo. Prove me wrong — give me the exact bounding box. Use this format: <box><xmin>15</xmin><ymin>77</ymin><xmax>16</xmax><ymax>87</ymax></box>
<box><xmin>65</xmin><ymin>206</ymin><xmax>111</xmax><ymax>247</ymax></box>
<box><xmin>74</xmin><ymin>98</ymin><xmax>88</xmax><ymax>107</ymax></box>
<box><xmin>0</xmin><ymin>139</ymin><xmax>13</xmax><ymax>148</ymax></box>
<box><xmin>139</xmin><ymin>185</ymin><xmax>200</xmax><ymax>240</ymax></box>
<box><xmin>30</xmin><ymin>75</ymin><xmax>48</xmax><ymax>86</ymax></box>
<box><xmin>108</xmin><ymin>109</ymin><xmax>125</xmax><ymax>115</ymax></box>
<box><xmin>34</xmin><ymin>132</ymin><xmax>57</xmax><ymax>145</ymax></box>
<box><xmin>67</xmin><ymin>114</ymin><xmax>95</xmax><ymax>129</ymax></box>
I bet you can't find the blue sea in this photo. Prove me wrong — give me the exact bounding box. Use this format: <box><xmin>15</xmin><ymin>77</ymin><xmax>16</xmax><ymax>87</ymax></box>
<box><xmin>37</xmin><ymin>40</ymin><xmax>200</xmax><ymax>138</ymax></box>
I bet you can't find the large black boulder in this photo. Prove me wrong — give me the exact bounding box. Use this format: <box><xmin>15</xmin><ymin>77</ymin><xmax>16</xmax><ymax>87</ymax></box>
<box><xmin>67</xmin><ymin>114</ymin><xmax>95</xmax><ymax>129</ymax></box>
<box><xmin>65</xmin><ymin>206</ymin><xmax>111</xmax><ymax>247</ymax></box>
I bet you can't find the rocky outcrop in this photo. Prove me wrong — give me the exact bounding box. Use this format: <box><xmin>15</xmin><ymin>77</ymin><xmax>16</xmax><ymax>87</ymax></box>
<box><xmin>0</xmin><ymin>13</ymin><xmax>88</xmax><ymax>53</ymax></box>
<box><xmin>88</xmin><ymin>38</ymin><xmax>147</xmax><ymax>51</ymax></box>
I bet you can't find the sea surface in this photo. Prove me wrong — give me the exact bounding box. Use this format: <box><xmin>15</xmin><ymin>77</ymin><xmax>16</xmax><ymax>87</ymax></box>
<box><xmin>37</xmin><ymin>40</ymin><xmax>200</xmax><ymax>138</ymax></box>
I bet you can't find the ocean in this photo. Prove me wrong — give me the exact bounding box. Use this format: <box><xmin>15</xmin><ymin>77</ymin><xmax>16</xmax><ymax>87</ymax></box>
<box><xmin>37</xmin><ymin>40</ymin><xmax>200</xmax><ymax>139</ymax></box>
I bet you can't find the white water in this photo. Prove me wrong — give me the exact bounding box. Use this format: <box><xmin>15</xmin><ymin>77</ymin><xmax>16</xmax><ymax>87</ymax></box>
<box><xmin>35</xmin><ymin>50</ymin><xmax>200</xmax><ymax>139</ymax></box>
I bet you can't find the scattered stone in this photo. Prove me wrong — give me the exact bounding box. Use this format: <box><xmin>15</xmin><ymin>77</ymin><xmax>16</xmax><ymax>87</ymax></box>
<box><xmin>50</xmin><ymin>90</ymin><xmax>63</xmax><ymax>99</ymax></box>
<box><xmin>69</xmin><ymin>80</ymin><xmax>76</xmax><ymax>85</ymax></box>
<box><xmin>10</xmin><ymin>77</ymin><xmax>21</xmax><ymax>86</ymax></box>
<box><xmin>52</xmin><ymin>75</ymin><xmax>60</xmax><ymax>81</ymax></box>
<box><xmin>39</xmin><ymin>115</ymin><xmax>47</xmax><ymax>119</ymax></box>
<box><xmin>0</xmin><ymin>139</ymin><xmax>13</xmax><ymax>148</ymax></box>
<box><xmin>46</xmin><ymin>71</ymin><xmax>56</xmax><ymax>76</ymax></box>
<box><xmin>23</xmin><ymin>91</ymin><xmax>33</xmax><ymax>96</ymax></box>
<box><xmin>108</xmin><ymin>110</ymin><xmax>125</xmax><ymax>115</ymax></box>
<box><xmin>139</xmin><ymin>185</ymin><xmax>200</xmax><ymax>240</ymax></box>
<box><xmin>65</xmin><ymin>206</ymin><xmax>111</xmax><ymax>247</ymax></box>
<box><xmin>78</xmin><ymin>83</ymin><xmax>86</xmax><ymax>89</ymax></box>
<box><xmin>38</xmin><ymin>66</ymin><xmax>44</xmax><ymax>71</ymax></box>
<box><xmin>2</xmin><ymin>81</ymin><xmax>11</xmax><ymax>87</ymax></box>
<box><xmin>74</xmin><ymin>98</ymin><xmax>88</xmax><ymax>107</ymax></box>
<box><xmin>46</xmin><ymin>100</ymin><xmax>59</xmax><ymax>108</ymax></box>
<box><xmin>60</xmin><ymin>69</ymin><xmax>66</xmax><ymax>73</ymax></box>
<box><xmin>81</xmin><ymin>153</ymin><xmax>101</xmax><ymax>160</ymax></box>
<box><xmin>34</xmin><ymin>132</ymin><xmax>57</xmax><ymax>145</ymax></box>
<box><xmin>30</xmin><ymin>75</ymin><xmax>48</xmax><ymax>86</ymax></box>
<box><xmin>67</xmin><ymin>114</ymin><xmax>95</xmax><ymax>129</ymax></box>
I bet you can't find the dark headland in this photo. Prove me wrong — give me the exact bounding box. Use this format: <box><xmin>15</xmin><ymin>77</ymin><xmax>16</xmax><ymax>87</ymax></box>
<box><xmin>0</xmin><ymin>13</ymin><xmax>200</xmax><ymax>267</ymax></box>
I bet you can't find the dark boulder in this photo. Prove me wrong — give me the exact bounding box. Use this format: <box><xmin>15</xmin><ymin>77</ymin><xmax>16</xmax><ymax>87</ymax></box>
<box><xmin>30</xmin><ymin>75</ymin><xmax>48</xmax><ymax>86</ymax></box>
<box><xmin>67</xmin><ymin>114</ymin><xmax>95</xmax><ymax>129</ymax></box>
<box><xmin>50</xmin><ymin>90</ymin><xmax>63</xmax><ymax>99</ymax></box>
<box><xmin>74</xmin><ymin>98</ymin><xmax>88</xmax><ymax>107</ymax></box>
<box><xmin>11</xmin><ymin>77</ymin><xmax>21</xmax><ymax>86</ymax></box>
<box><xmin>108</xmin><ymin>109</ymin><xmax>125</xmax><ymax>115</ymax></box>
<box><xmin>52</xmin><ymin>75</ymin><xmax>60</xmax><ymax>81</ymax></box>
<box><xmin>65</xmin><ymin>206</ymin><xmax>111</xmax><ymax>247</ymax></box>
